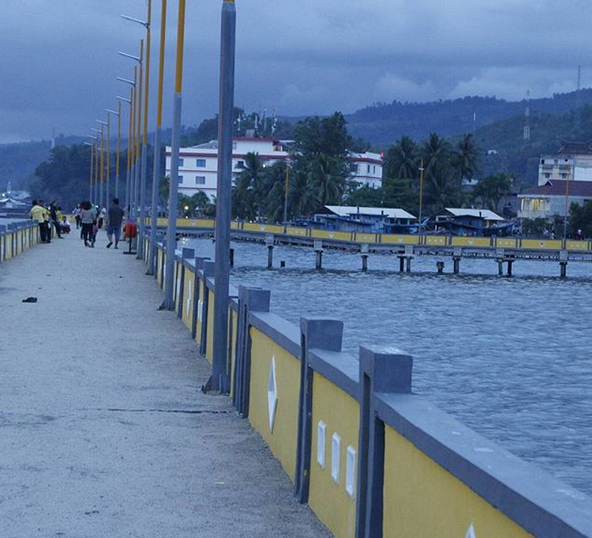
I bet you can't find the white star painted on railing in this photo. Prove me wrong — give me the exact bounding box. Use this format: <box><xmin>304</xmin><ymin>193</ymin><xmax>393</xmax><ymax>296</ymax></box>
<box><xmin>465</xmin><ymin>523</ymin><xmax>476</xmax><ymax>538</ymax></box>
<box><xmin>267</xmin><ymin>356</ymin><xmax>278</xmax><ymax>432</ymax></box>
<box><xmin>186</xmin><ymin>281</ymin><xmax>192</xmax><ymax>317</ymax></box>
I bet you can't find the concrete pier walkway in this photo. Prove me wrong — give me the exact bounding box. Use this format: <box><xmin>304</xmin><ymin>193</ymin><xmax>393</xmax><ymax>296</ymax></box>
<box><xmin>0</xmin><ymin>234</ymin><xmax>332</xmax><ymax>538</ymax></box>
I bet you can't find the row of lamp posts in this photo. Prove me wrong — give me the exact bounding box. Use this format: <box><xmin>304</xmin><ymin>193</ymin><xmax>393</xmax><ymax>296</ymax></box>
<box><xmin>84</xmin><ymin>0</ymin><xmax>237</xmax><ymax>393</ymax></box>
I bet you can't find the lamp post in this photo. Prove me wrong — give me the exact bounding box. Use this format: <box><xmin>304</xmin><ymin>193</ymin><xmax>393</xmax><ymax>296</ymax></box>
<box><xmin>83</xmin><ymin>139</ymin><xmax>95</xmax><ymax>202</ymax></box>
<box><xmin>117</xmin><ymin>72</ymin><xmax>137</xmax><ymax>215</ymax></box>
<box><xmin>108</xmin><ymin>104</ymin><xmax>122</xmax><ymax>202</ymax></box>
<box><xmin>209</xmin><ymin>0</ymin><xmax>237</xmax><ymax>393</ymax></box>
<box><xmin>91</xmin><ymin>128</ymin><xmax>101</xmax><ymax>204</ymax></box>
<box><xmin>162</xmin><ymin>0</ymin><xmax>187</xmax><ymax>311</ymax></box>
<box><xmin>104</xmin><ymin>111</ymin><xmax>113</xmax><ymax>211</ymax></box>
<box><xmin>418</xmin><ymin>159</ymin><xmax>425</xmax><ymax>240</ymax></box>
<box><xmin>148</xmin><ymin>0</ymin><xmax>168</xmax><ymax>276</ymax></box>
<box><xmin>122</xmin><ymin>3</ymin><xmax>152</xmax><ymax>259</ymax></box>
<box><xmin>563</xmin><ymin>171</ymin><xmax>571</xmax><ymax>245</ymax></box>
<box><xmin>96</xmin><ymin>120</ymin><xmax>107</xmax><ymax>207</ymax></box>
<box><xmin>119</xmin><ymin>42</ymin><xmax>143</xmax><ymax>220</ymax></box>
<box><xmin>283</xmin><ymin>157</ymin><xmax>290</xmax><ymax>226</ymax></box>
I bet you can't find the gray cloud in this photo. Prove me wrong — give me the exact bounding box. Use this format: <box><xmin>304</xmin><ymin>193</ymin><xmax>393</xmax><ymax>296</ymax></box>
<box><xmin>0</xmin><ymin>0</ymin><xmax>590</xmax><ymax>142</ymax></box>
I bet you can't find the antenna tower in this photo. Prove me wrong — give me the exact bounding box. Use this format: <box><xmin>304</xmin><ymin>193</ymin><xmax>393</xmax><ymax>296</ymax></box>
<box><xmin>523</xmin><ymin>90</ymin><xmax>531</xmax><ymax>142</ymax></box>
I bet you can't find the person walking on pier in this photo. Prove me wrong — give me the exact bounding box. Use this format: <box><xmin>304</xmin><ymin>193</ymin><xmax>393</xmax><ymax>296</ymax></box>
<box><xmin>80</xmin><ymin>201</ymin><xmax>96</xmax><ymax>248</ymax></box>
<box><xmin>30</xmin><ymin>200</ymin><xmax>49</xmax><ymax>243</ymax></box>
<box><xmin>106</xmin><ymin>198</ymin><xmax>124</xmax><ymax>249</ymax></box>
<box><xmin>49</xmin><ymin>201</ymin><xmax>62</xmax><ymax>239</ymax></box>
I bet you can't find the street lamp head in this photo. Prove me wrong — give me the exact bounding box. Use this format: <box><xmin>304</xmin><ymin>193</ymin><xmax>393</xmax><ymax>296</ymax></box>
<box><xmin>83</xmin><ymin>142</ymin><xmax>93</xmax><ymax>146</ymax></box>
<box><xmin>106</xmin><ymin>109</ymin><xmax>120</xmax><ymax>116</ymax></box>
<box><xmin>96</xmin><ymin>120</ymin><xmax>108</xmax><ymax>126</ymax></box>
<box><xmin>89</xmin><ymin>134</ymin><xmax>97</xmax><ymax>139</ymax></box>
<box><xmin>118</xmin><ymin>51</ymin><xmax>142</xmax><ymax>64</ymax></box>
<box><xmin>116</xmin><ymin>76</ymin><xmax>135</xmax><ymax>87</ymax></box>
<box><xmin>116</xmin><ymin>95</ymin><xmax>132</xmax><ymax>104</ymax></box>
<box><xmin>120</xmin><ymin>14</ymin><xmax>149</xmax><ymax>28</ymax></box>
<box><xmin>90</xmin><ymin>128</ymin><xmax>100</xmax><ymax>133</ymax></box>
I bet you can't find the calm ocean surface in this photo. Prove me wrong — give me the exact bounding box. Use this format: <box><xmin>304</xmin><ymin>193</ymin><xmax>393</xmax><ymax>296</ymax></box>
<box><xmin>186</xmin><ymin>237</ymin><xmax>592</xmax><ymax>497</ymax></box>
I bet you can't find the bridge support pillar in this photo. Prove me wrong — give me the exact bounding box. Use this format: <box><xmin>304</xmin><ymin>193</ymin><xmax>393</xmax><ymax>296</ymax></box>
<box><xmin>507</xmin><ymin>260</ymin><xmax>513</xmax><ymax>277</ymax></box>
<box><xmin>361</xmin><ymin>244</ymin><xmax>369</xmax><ymax>272</ymax></box>
<box><xmin>314</xmin><ymin>240</ymin><xmax>323</xmax><ymax>271</ymax></box>
<box><xmin>361</xmin><ymin>255</ymin><xmax>368</xmax><ymax>272</ymax></box>
<box><xmin>560</xmin><ymin>250</ymin><xmax>568</xmax><ymax>278</ymax></box>
<box><xmin>266</xmin><ymin>233</ymin><xmax>274</xmax><ymax>269</ymax></box>
<box><xmin>398</xmin><ymin>256</ymin><xmax>405</xmax><ymax>273</ymax></box>
<box><xmin>497</xmin><ymin>260</ymin><xmax>503</xmax><ymax>276</ymax></box>
<box><xmin>230</xmin><ymin>248</ymin><xmax>235</xmax><ymax>268</ymax></box>
<box><xmin>453</xmin><ymin>257</ymin><xmax>460</xmax><ymax>274</ymax></box>
<box><xmin>405</xmin><ymin>256</ymin><xmax>412</xmax><ymax>273</ymax></box>
<box><xmin>437</xmin><ymin>261</ymin><xmax>445</xmax><ymax>274</ymax></box>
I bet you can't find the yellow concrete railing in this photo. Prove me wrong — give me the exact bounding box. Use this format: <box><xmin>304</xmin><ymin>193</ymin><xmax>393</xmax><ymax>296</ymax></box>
<box><xmin>0</xmin><ymin>220</ymin><xmax>40</xmax><ymax>264</ymax></box>
<box><xmin>145</xmin><ymin>242</ymin><xmax>592</xmax><ymax>538</ymax></box>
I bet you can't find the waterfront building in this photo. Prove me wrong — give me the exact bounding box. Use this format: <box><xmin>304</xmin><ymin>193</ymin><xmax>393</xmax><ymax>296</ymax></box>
<box><xmin>519</xmin><ymin>140</ymin><xmax>592</xmax><ymax>219</ymax></box>
<box><xmin>434</xmin><ymin>208</ymin><xmax>505</xmax><ymax>235</ymax></box>
<box><xmin>312</xmin><ymin>205</ymin><xmax>416</xmax><ymax>233</ymax></box>
<box><xmin>165</xmin><ymin>138</ymin><xmax>384</xmax><ymax>200</ymax></box>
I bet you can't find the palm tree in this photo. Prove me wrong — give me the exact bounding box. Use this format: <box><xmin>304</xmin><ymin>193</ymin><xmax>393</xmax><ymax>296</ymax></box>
<box><xmin>264</xmin><ymin>161</ymin><xmax>288</xmax><ymax>222</ymax></box>
<box><xmin>386</xmin><ymin>136</ymin><xmax>418</xmax><ymax>179</ymax></box>
<box><xmin>419</xmin><ymin>133</ymin><xmax>459</xmax><ymax>213</ymax></box>
<box><xmin>452</xmin><ymin>133</ymin><xmax>480</xmax><ymax>181</ymax></box>
<box><xmin>234</xmin><ymin>152</ymin><xmax>267</xmax><ymax>220</ymax></box>
<box><xmin>289</xmin><ymin>166</ymin><xmax>317</xmax><ymax>218</ymax></box>
<box><xmin>307</xmin><ymin>154</ymin><xmax>345</xmax><ymax>209</ymax></box>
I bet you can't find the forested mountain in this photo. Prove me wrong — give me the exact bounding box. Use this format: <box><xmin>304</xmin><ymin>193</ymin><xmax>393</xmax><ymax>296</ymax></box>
<box><xmin>473</xmin><ymin>105</ymin><xmax>592</xmax><ymax>186</ymax></box>
<box><xmin>344</xmin><ymin>89</ymin><xmax>592</xmax><ymax>145</ymax></box>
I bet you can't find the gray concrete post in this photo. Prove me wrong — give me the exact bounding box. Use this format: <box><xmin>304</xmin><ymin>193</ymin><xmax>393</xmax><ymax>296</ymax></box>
<box><xmin>176</xmin><ymin>248</ymin><xmax>195</xmax><ymax>318</ymax></box>
<box><xmin>356</xmin><ymin>346</ymin><xmax>413</xmax><ymax>538</ymax></box>
<box><xmin>209</xmin><ymin>0</ymin><xmax>237</xmax><ymax>394</ymax></box>
<box><xmin>190</xmin><ymin>257</ymin><xmax>210</xmax><ymax>339</ymax></box>
<box><xmin>233</xmin><ymin>285</ymin><xmax>271</xmax><ymax>416</ymax></box>
<box><xmin>199</xmin><ymin>261</ymin><xmax>216</xmax><ymax>356</ymax></box>
<box><xmin>295</xmin><ymin>318</ymin><xmax>343</xmax><ymax>504</ymax></box>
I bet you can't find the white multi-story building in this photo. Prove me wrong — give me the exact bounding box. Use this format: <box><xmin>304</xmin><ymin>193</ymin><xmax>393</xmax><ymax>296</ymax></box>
<box><xmin>348</xmin><ymin>152</ymin><xmax>383</xmax><ymax>188</ymax></box>
<box><xmin>165</xmin><ymin>138</ymin><xmax>288</xmax><ymax>201</ymax></box>
<box><xmin>519</xmin><ymin>140</ymin><xmax>592</xmax><ymax>219</ymax></box>
<box><xmin>165</xmin><ymin>138</ymin><xmax>384</xmax><ymax>200</ymax></box>
<box><xmin>537</xmin><ymin>140</ymin><xmax>592</xmax><ymax>185</ymax></box>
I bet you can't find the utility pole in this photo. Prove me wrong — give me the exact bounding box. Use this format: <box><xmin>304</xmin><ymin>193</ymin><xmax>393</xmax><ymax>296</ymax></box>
<box><xmin>208</xmin><ymin>0</ymin><xmax>237</xmax><ymax>393</ymax></box>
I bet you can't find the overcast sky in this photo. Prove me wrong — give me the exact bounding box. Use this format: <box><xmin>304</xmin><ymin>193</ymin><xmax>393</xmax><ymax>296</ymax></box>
<box><xmin>0</xmin><ymin>0</ymin><xmax>590</xmax><ymax>143</ymax></box>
